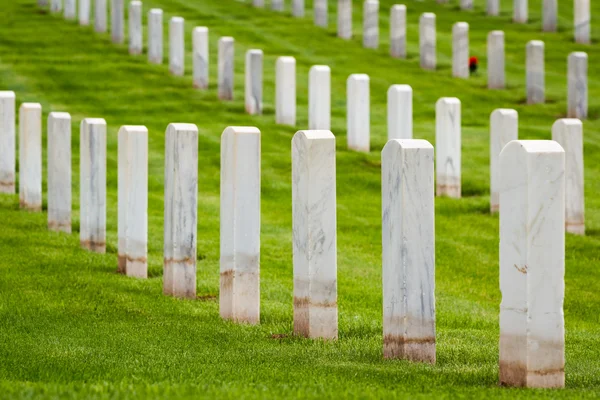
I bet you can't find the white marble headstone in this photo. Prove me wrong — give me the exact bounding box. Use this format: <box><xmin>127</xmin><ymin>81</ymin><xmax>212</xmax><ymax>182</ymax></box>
<box><xmin>526</xmin><ymin>40</ymin><xmax>545</xmax><ymax>105</ymax></box>
<box><xmin>276</xmin><ymin>56</ymin><xmax>296</xmax><ymax>126</ymax></box>
<box><xmin>95</xmin><ymin>0</ymin><xmax>107</xmax><ymax>33</ymax></box>
<box><xmin>169</xmin><ymin>17</ymin><xmax>185</xmax><ymax>77</ymax></box>
<box><xmin>48</xmin><ymin>112</ymin><xmax>72</xmax><ymax>233</ymax></box>
<box><xmin>387</xmin><ymin>84</ymin><xmax>412</xmax><ymax>140</ymax></box>
<box><xmin>574</xmin><ymin>0</ymin><xmax>590</xmax><ymax>44</ymax></box>
<box><xmin>452</xmin><ymin>22</ymin><xmax>469</xmax><ymax>79</ymax></box>
<box><xmin>499</xmin><ymin>140</ymin><xmax>565</xmax><ymax>388</ymax></box>
<box><xmin>80</xmin><ymin>118</ymin><xmax>107</xmax><ymax>253</ymax></box>
<box><xmin>148</xmin><ymin>9</ymin><xmax>164</xmax><ymax>64</ymax></box>
<box><xmin>552</xmin><ymin>119</ymin><xmax>585</xmax><ymax>235</ymax></box>
<box><xmin>309</xmin><ymin>65</ymin><xmax>331</xmax><ymax>130</ymax></box>
<box><xmin>118</xmin><ymin>126</ymin><xmax>148</xmax><ymax>278</ymax></box>
<box><xmin>390</xmin><ymin>5</ymin><xmax>406</xmax><ymax>59</ymax></box>
<box><xmin>513</xmin><ymin>0</ymin><xmax>528</xmax><ymax>23</ymax></box>
<box><xmin>460</xmin><ymin>0</ymin><xmax>472</xmax><ymax>10</ymax></box>
<box><xmin>435</xmin><ymin>98</ymin><xmax>461</xmax><ymax>198</ymax></box>
<box><xmin>245</xmin><ymin>50</ymin><xmax>263</xmax><ymax>115</ymax></box>
<box><xmin>347</xmin><ymin>74</ymin><xmax>370</xmax><ymax>152</ymax></box>
<box><xmin>164</xmin><ymin>123</ymin><xmax>198</xmax><ymax>298</ymax></box>
<box><xmin>542</xmin><ymin>0</ymin><xmax>557</xmax><ymax>32</ymax></box>
<box><xmin>64</xmin><ymin>0</ymin><xmax>76</xmax><ymax>19</ymax></box>
<box><xmin>382</xmin><ymin>139</ymin><xmax>435</xmax><ymax>363</ymax></box>
<box><xmin>51</xmin><ymin>0</ymin><xmax>62</xmax><ymax>12</ymax></box>
<box><xmin>220</xmin><ymin>126</ymin><xmax>261</xmax><ymax>324</ymax></box>
<box><xmin>111</xmin><ymin>0</ymin><xmax>124</xmax><ymax>44</ymax></box>
<box><xmin>363</xmin><ymin>0</ymin><xmax>379</xmax><ymax>49</ymax></box>
<box><xmin>419</xmin><ymin>13</ymin><xmax>436</xmax><ymax>70</ymax></box>
<box><xmin>490</xmin><ymin>109</ymin><xmax>518</xmax><ymax>214</ymax></box>
<box><xmin>567</xmin><ymin>52</ymin><xmax>587</xmax><ymax>119</ymax></box>
<box><xmin>218</xmin><ymin>37</ymin><xmax>235</xmax><ymax>101</ymax></box>
<box><xmin>19</xmin><ymin>103</ymin><xmax>42</xmax><ymax>212</ymax></box>
<box><xmin>193</xmin><ymin>27</ymin><xmax>209</xmax><ymax>89</ymax></box>
<box><xmin>487</xmin><ymin>0</ymin><xmax>499</xmax><ymax>16</ymax></box>
<box><xmin>129</xmin><ymin>1</ymin><xmax>143</xmax><ymax>55</ymax></box>
<box><xmin>487</xmin><ymin>31</ymin><xmax>505</xmax><ymax>89</ymax></box>
<box><xmin>292</xmin><ymin>0</ymin><xmax>304</xmax><ymax>17</ymax></box>
<box><xmin>314</xmin><ymin>0</ymin><xmax>328</xmax><ymax>27</ymax></box>
<box><xmin>78</xmin><ymin>0</ymin><xmax>90</xmax><ymax>25</ymax></box>
<box><xmin>0</xmin><ymin>91</ymin><xmax>15</xmax><ymax>194</ymax></box>
<box><xmin>337</xmin><ymin>0</ymin><xmax>352</xmax><ymax>39</ymax></box>
<box><xmin>292</xmin><ymin>130</ymin><xmax>337</xmax><ymax>340</ymax></box>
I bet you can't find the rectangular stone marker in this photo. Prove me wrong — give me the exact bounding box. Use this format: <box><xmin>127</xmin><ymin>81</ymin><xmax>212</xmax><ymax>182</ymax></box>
<box><xmin>292</xmin><ymin>130</ymin><xmax>337</xmax><ymax>340</ymax></box>
<box><xmin>193</xmin><ymin>27</ymin><xmax>209</xmax><ymax>89</ymax></box>
<box><xmin>314</xmin><ymin>0</ymin><xmax>327</xmax><ymax>27</ymax></box>
<box><xmin>0</xmin><ymin>91</ymin><xmax>15</xmax><ymax>194</ymax></box>
<box><xmin>309</xmin><ymin>65</ymin><xmax>331</xmax><ymax>130</ymax></box>
<box><xmin>292</xmin><ymin>0</ymin><xmax>304</xmax><ymax>17</ymax></box>
<box><xmin>452</xmin><ymin>22</ymin><xmax>469</xmax><ymax>79</ymax></box>
<box><xmin>526</xmin><ymin>40</ymin><xmax>544</xmax><ymax>105</ymax></box>
<box><xmin>513</xmin><ymin>0</ymin><xmax>528</xmax><ymax>23</ymax></box>
<box><xmin>419</xmin><ymin>13</ymin><xmax>436</xmax><ymax>70</ymax></box>
<box><xmin>148</xmin><ymin>9</ymin><xmax>163</xmax><ymax>64</ymax></box>
<box><xmin>129</xmin><ymin>1</ymin><xmax>143</xmax><ymax>55</ymax></box>
<box><xmin>169</xmin><ymin>17</ymin><xmax>185</xmax><ymax>76</ymax></box>
<box><xmin>487</xmin><ymin>0</ymin><xmax>499</xmax><ymax>16</ymax></box>
<box><xmin>111</xmin><ymin>0</ymin><xmax>124</xmax><ymax>44</ymax></box>
<box><xmin>567</xmin><ymin>52</ymin><xmax>587</xmax><ymax>119</ymax></box>
<box><xmin>95</xmin><ymin>0</ymin><xmax>107</xmax><ymax>33</ymax></box>
<box><xmin>253</xmin><ymin>0</ymin><xmax>264</xmax><ymax>7</ymax></box>
<box><xmin>488</xmin><ymin>31</ymin><xmax>505</xmax><ymax>89</ymax></box>
<box><xmin>390</xmin><ymin>5</ymin><xmax>406</xmax><ymax>59</ymax></box>
<box><xmin>347</xmin><ymin>74</ymin><xmax>370</xmax><ymax>152</ymax></box>
<box><xmin>272</xmin><ymin>0</ymin><xmax>283</xmax><ymax>12</ymax></box>
<box><xmin>164</xmin><ymin>123</ymin><xmax>198</xmax><ymax>298</ymax></box>
<box><xmin>80</xmin><ymin>118</ymin><xmax>107</xmax><ymax>253</ymax></box>
<box><xmin>19</xmin><ymin>103</ymin><xmax>42</xmax><ymax>211</ymax></box>
<box><xmin>363</xmin><ymin>0</ymin><xmax>379</xmax><ymax>49</ymax></box>
<box><xmin>382</xmin><ymin>139</ymin><xmax>435</xmax><ymax>363</ymax></box>
<box><xmin>118</xmin><ymin>126</ymin><xmax>148</xmax><ymax>278</ymax></box>
<box><xmin>51</xmin><ymin>0</ymin><xmax>62</xmax><ymax>12</ymax></box>
<box><xmin>542</xmin><ymin>0</ymin><xmax>557</xmax><ymax>32</ymax></box>
<box><xmin>218</xmin><ymin>37</ymin><xmax>235</xmax><ymax>101</ymax></box>
<box><xmin>79</xmin><ymin>0</ymin><xmax>90</xmax><ymax>25</ymax></box>
<box><xmin>64</xmin><ymin>0</ymin><xmax>76</xmax><ymax>19</ymax></box>
<box><xmin>499</xmin><ymin>140</ymin><xmax>565</xmax><ymax>388</ymax></box>
<box><xmin>220</xmin><ymin>126</ymin><xmax>261</xmax><ymax>324</ymax></box>
<box><xmin>574</xmin><ymin>0</ymin><xmax>590</xmax><ymax>44</ymax></box>
<box><xmin>435</xmin><ymin>98</ymin><xmax>461</xmax><ymax>198</ymax></box>
<box><xmin>245</xmin><ymin>50</ymin><xmax>263</xmax><ymax>115</ymax></box>
<box><xmin>48</xmin><ymin>112</ymin><xmax>72</xmax><ymax>233</ymax></box>
<box><xmin>490</xmin><ymin>109</ymin><xmax>518</xmax><ymax>214</ymax></box>
<box><xmin>276</xmin><ymin>57</ymin><xmax>296</xmax><ymax>126</ymax></box>
<box><xmin>38</xmin><ymin>0</ymin><xmax>48</xmax><ymax>6</ymax></box>
<box><xmin>460</xmin><ymin>0</ymin><xmax>473</xmax><ymax>10</ymax></box>
<box><xmin>387</xmin><ymin>84</ymin><xmax>412</xmax><ymax>140</ymax></box>
<box><xmin>552</xmin><ymin>119</ymin><xmax>584</xmax><ymax>235</ymax></box>
<box><xmin>337</xmin><ymin>0</ymin><xmax>352</xmax><ymax>39</ymax></box>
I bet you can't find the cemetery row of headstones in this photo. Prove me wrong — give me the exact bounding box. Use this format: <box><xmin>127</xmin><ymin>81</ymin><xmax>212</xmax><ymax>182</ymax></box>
<box><xmin>0</xmin><ymin>89</ymin><xmax>574</xmax><ymax>388</ymax></box>
<box><xmin>42</xmin><ymin>0</ymin><xmax>590</xmax><ymax>144</ymax></box>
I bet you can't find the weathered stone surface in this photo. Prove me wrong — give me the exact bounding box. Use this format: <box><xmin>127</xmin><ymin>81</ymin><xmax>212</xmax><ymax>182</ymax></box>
<box><xmin>0</xmin><ymin>91</ymin><xmax>15</xmax><ymax>194</ymax></box>
<box><xmin>552</xmin><ymin>119</ymin><xmax>585</xmax><ymax>235</ymax></box>
<box><xmin>19</xmin><ymin>103</ymin><xmax>42</xmax><ymax>212</ymax></box>
<box><xmin>499</xmin><ymin>140</ymin><xmax>565</xmax><ymax>389</ymax></box>
<box><xmin>245</xmin><ymin>50</ymin><xmax>263</xmax><ymax>115</ymax></box>
<box><xmin>387</xmin><ymin>84</ymin><xmax>412</xmax><ymax>141</ymax></box>
<box><xmin>169</xmin><ymin>17</ymin><xmax>185</xmax><ymax>76</ymax></box>
<box><xmin>218</xmin><ymin>37</ymin><xmax>235</xmax><ymax>101</ymax></box>
<box><xmin>363</xmin><ymin>0</ymin><xmax>379</xmax><ymax>49</ymax></box>
<box><xmin>526</xmin><ymin>40</ymin><xmax>544</xmax><ymax>104</ymax></box>
<box><xmin>487</xmin><ymin>0</ymin><xmax>499</xmax><ymax>16</ymax></box>
<box><xmin>129</xmin><ymin>1</ymin><xmax>143</xmax><ymax>55</ymax></box>
<box><xmin>148</xmin><ymin>9</ymin><xmax>163</xmax><ymax>64</ymax></box>
<box><xmin>542</xmin><ymin>0</ymin><xmax>557</xmax><ymax>32</ymax></box>
<box><xmin>419</xmin><ymin>13</ymin><xmax>436</xmax><ymax>70</ymax></box>
<box><xmin>574</xmin><ymin>0</ymin><xmax>590</xmax><ymax>44</ymax></box>
<box><xmin>513</xmin><ymin>0</ymin><xmax>528</xmax><ymax>23</ymax></box>
<box><xmin>487</xmin><ymin>31</ymin><xmax>505</xmax><ymax>89</ymax></box>
<box><xmin>95</xmin><ymin>0</ymin><xmax>107</xmax><ymax>33</ymax></box>
<box><xmin>292</xmin><ymin>0</ymin><xmax>304</xmax><ymax>17</ymax></box>
<box><xmin>314</xmin><ymin>0</ymin><xmax>328</xmax><ymax>27</ymax></box>
<box><xmin>460</xmin><ymin>0</ymin><xmax>472</xmax><ymax>10</ymax></box>
<box><xmin>382</xmin><ymin>139</ymin><xmax>435</xmax><ymax>363</ymax></box>
<box><xmin>567</xmin><ymin>52</ymin><xmax>587</xmax><ymax>119</ymax></box>
<box><xmin>309</xmin><ymin>65</ymin><xmax>331</xmax><ymax>130</ymax></box>
<box><xmin>337</xmin><ymin>0</ymin><xmax>352</xmax><ymax>39</ymax></box>
<box><xmin>193</xmin><ymin>27</ymin><xmax>209</xmax><ymax>89</ymax></box>
<box><xmin>435</xmin><ymin>98</ymin><xmax>461</xmax><ymax>198</ymax></box>
<box><xmin>118</xmin><ymin>126</ymin><xmax>148</xmax><ymax>278</ymax></box>
<box><xmin>111</xmin><ymin>0</ymin><xmax>124</xmax><ymax>44</ymax></box>
<box><xmin>79</xmin><ymin>0</ymin><xmax>90</xmax><ymax>25</ymax></box>
<box><xmin>48</xmin><ymin>112</ymin><xmax>72</xmax><ymax>233</ymax></box>
<box><xmin>390</xmin><ymin>5</ymin><xmax>406</xmax><ymax>59</ymax></box>
<box><xmin>164</xmin><ymin>123</ymin><xmax>198</xmax><ymax>298</ymax></box>
<box><xmin>292</xmin><ymin>130</ymin><xmax>337</xmax><ymax>340</ymax></box>
<box><xmin>80</xmin><ymin>118</ymin><xmax>107</xmax><ymax>253</ymax></box>
<box><xmin>452</xmin><ymin>22</ymin><xmax>469</xmax><ymax>79</ymax></box>
<box><xmin>64</xmin><ymin>0</ymin><xmax>76</xmax><ymax>19</ymax></box>
<box><xmin>220</xmin><ymin>126</ymin><xmax>261</xmax><ymax>324</ymax></box>
<box><xmin>276</xmin><ymin>56</ymin><xmax>296</xmax><ymax>126</ymax></box>
<box><xmin>347</xmin><ymin>74</ymin><xmax>370</xmax><ymax>152</ymax></box>
<box><xmin>490</xmin><ymin>109</ymin><xmax>518</xmax><ymax>214</ymax></box>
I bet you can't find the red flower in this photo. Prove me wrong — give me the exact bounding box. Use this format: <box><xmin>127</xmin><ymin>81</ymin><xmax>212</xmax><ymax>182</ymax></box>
<box><xmin>469</xmin><ymin>56</ymin><xmax>478</xmax><ymax>73</ymax></box>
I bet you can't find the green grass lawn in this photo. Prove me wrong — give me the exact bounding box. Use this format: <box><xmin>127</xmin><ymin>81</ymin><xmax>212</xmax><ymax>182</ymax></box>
<box><xmin>0</xmin><ymin>0</ymin><xmax>599</xmax><ymax>398</ymax></box>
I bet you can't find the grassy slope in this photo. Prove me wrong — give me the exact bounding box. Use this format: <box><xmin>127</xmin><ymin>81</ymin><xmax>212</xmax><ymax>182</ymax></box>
<box><xmin>0</xmin><ymin>0</ymin><xmax>599</xmax><ymax>398</ymax></box>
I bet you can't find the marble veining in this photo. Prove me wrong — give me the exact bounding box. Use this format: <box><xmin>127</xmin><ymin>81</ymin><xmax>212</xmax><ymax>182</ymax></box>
<box><xmin>218</xmin><ymin>37</ymin><xmax>235</xmax><ymax>101</ymax></box>
<box><xmin>419</xmin><ymin>13</ymin><xmax>436</xmax><ymax>70</ymax></box>
<box><xmin>435</xmin><ymin>98</ymin><xmax>461</xmax><ymax>198</ymax></box>
<box><xmin>48</xmin><ymin>112</ymin><xmax>72</xmax><ymax>233</ymax></box>
<box><xmin>193</xmin><ymin>27</ymin><xmax>209</xmax><ymax>89</ymax></box>
<box><xmin>245</xmin><ymin>50</ymin><xmax>263</xmax><ymax>115</ymax></box>
<box><xmin>567</xmin><ymin>52</ymin><xmax>587</xmax><ymax>119</ymax></box>
<box><xmin>574</xmin><ymin>0</ymin><xmax>590</xmax><ymax>44</ymax></box>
